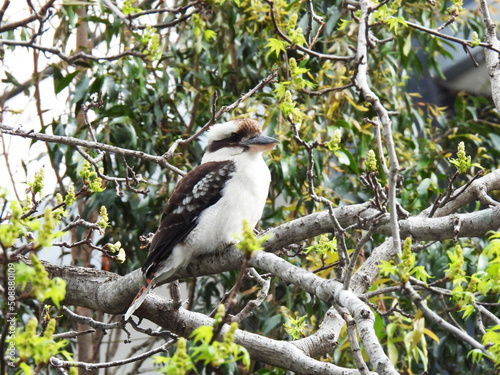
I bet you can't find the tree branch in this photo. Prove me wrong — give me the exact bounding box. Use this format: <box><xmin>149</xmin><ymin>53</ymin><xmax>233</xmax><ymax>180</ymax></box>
<box><xmin>403</xmin><ymin>282</ymin><xmax>492</xmax><ymax>356</ymax></box>
<box><xmin>50</xmin><ymin>340</ymin><xmax>176</xmax><ymax>370</ymax></box>
<box><xmin>164</xmin><ymin>70</ymin><xmax>279</xmax><ymax>158</ymax></box>
<box><xmin>0</xmin><ymin>39</ymin><xmax>147</xmax><ymax>63</ymax></box>
<box><xmin>18</xmin><ymin>194</ymin><xmax>500</xmax><ymax>371</ymax></box>
<box><xmin>28</xmin><ymin>254</ymin><xmax>375</xmax><ymax>375</ymax></box>
<box><xmin>0</xmin><ymin>0</ymin><xmax>56</xmax><ymax>33</ymax></box>
<box><xmin>406</xmin><ymin>19</ymin><xmax>500</xmax><ymax>55</ymax></box>
<box><xmin>0</xmin><ymin>123</ymin><xmax>185</xmax><ymax>176</ymax></box>
<box><xmin>421</xmin><ymin>169</ymin><xmax>500</xmax><ymax>218</ymax></box>
<box><xmin>354</xmin><ymin>0</ymin><xmax>402</xmax><ymax>263</ymax></box>
<box><xmin>479</xmin><ymin>0</ymin><xmax>500</xmax><ymax>112</ymax></box>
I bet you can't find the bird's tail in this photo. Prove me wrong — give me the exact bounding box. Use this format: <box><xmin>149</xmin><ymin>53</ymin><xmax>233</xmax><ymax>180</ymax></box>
<box><xmin>124</xmin><ymin>278</ymin><xmax>154</xmax><ymax>321</ymax></box>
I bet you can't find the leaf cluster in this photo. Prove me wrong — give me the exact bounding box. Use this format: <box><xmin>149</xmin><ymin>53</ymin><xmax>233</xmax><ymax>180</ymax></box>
<box><xmin>16</xmin><ymin>254</ymin><xmax>66</xmax><ymax>309</ymax></box>
<box><xmin>15</xmin><ymin>317</ymin><xmax>76</xmax><ymax>375</ymax></box>
<box><xmin>156</xmin><ymin>307</ymin><xmax>250</xmax><ymax>373</ymax></box>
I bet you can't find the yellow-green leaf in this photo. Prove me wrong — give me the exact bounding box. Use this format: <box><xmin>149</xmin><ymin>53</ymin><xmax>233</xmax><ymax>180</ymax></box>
<box><xmin>424</xmin><ymin>328</ymin><xmax>440</xmax><ymax>343</ymax></box>
<box><xmin>345</xmin><ymin>94</ymin><xmax>369</xmax><ymax>112</ymax></box>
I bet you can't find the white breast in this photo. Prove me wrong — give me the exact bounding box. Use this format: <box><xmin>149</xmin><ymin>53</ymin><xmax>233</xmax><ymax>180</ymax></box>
<box><xmin>186</xmin><ymin>152</ymin><xmax>271</xmax><ymax>254</ymax></box>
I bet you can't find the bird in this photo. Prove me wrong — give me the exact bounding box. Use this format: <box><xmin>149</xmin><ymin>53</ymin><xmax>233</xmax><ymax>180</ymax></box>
<box><xmin>124</xmin><ymin>119</ymin><xmax>279</xmax><ymax>320</ymax></box>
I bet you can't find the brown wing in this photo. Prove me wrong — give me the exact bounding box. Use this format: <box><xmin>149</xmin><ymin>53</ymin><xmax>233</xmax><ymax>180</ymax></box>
<box><xmin>141</xmin><ymin>161</ymin><xmax>236</xmax><ymax>277</ymax></box>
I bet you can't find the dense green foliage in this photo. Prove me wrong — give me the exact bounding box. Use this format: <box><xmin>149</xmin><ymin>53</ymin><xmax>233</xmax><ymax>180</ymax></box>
<box><xmin>2</xmin><ymin>0</ymin><xmax>500</xmax><ymax>373</ymax></box>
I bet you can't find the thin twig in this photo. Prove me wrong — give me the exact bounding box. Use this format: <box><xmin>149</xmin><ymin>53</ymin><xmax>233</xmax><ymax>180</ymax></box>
<box><xmin>127</xmin><ymin>1</ymin><xmax>200</xmax><ymax>19</ymax></box>
<box><xmin>0</xmin><ymin>0</ymin><xmax>11</xmax><ymax>26</ymax></box>
<box><xmin>232</xmin><ymin>268</ymin><xmax>271</xmax><ymax>323</ymax></box>
<box><xmin>264</xmin><ymin>0</ymin><xmax>354</xmax><ymax>62</ymax></box>
<box><xmin>428</xmin><ymin>170</ymin><xmax>485</xmax><ymax>218</ymax></box>
<box><xmin>50</xmin><ymin>339</ymin><xmax>176</xmax><ymax>370</ymax></box>
<box><xmin>0</xmin><ymin>39</ymin><xmax>147</xmax><ymax>63</ymax></box>
<box><xmin>164</xmin><ymin>70</ymin><xmax>278</xmax><ymax>158</ymax></box>
<box><xmin>403</xmin><ymin>281</ymin><xmax>492</xmax><ymax>356</ymax></box>
<box><xmin>136</xmin><ymin>11</ymin><xmax>198</xmax><ymax>30</ymax></box>
<box><xmin>0</xmin><ymin>132</ymin><xmax>21</xmax><ymax>201</ymax></box>
<box><xmin>406</xmin><ymin>20</ymin><xmax>500</xmax><ymax>55</ymax></box>
<box><xmin>336</xmin><ymin>306</ymin><xmax>370</xmax><ymax>375</ymax></box>
<box><xmin>304</xmin><ymin>0</ymin><xmax>325</xmax><ymax>48</ymax></box>
<box><xmin>303</xmin><ymin>82</ymin><xmax>355</xmax><ymax>96</ymax></box>
<box><xmin>290</xmin><ymin>118</ymin><xmax>350</xmax><ymax>280</ymax></box>
<box><xmin>53</xmin><ymin>329</ymin><xmax>96</xmax><ymax>339</ymax></box>
<box><xmin>61</xmin><ymin>306</ymin><xmax>128</xmax><ymax>335</ymax></box>
<box><xmin>0</xmin><ymin>0</ymin><xmax>56</xmax><ymax>32</ymax></box>
<box><xmin>0</xmin><ymin>123</ymin><xmax>185</xmax><ymax>176</ymax></box>
<box><xmin>128</xmin><ymin>319</ymin><xmax>178</xmax><ymax>338</ymax></box>
<box><xmin>343</xmin><ymin>224</ymin><xmax>378</xmax><ymax>290</ymax></box>
<box><xmin>210</xmin><ymin>252</ymin><xmax>253</xmax><ymax>343</ymax></box>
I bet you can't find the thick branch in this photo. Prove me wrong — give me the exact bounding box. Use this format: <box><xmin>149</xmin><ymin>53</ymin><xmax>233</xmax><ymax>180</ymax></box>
<box><xmin>33</xmin><ymin>259</ymin><xmax>370</xmax><ymax>375</ymax></box>
<box><xmin>420</xmin><ymin>169</ymin><xmax>500</xmax><ymax>217</ymax></box>
<box><xmin>354</xmin><ymin>0</ymin><xmax>402</xmax><ymax>261</ymax></box>
<box><xmin>20</xmin><ymin>198</ymin><xmax>500</xmax><ymax>371</ymax></box>
<box><xmin>479</xmin><ymin>0</ymin><xmax>500</xmax><ymax>112</ymax></box>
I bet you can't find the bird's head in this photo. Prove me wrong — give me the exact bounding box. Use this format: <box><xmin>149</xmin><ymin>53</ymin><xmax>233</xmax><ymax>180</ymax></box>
<box><xmin>202</xmin><ymin>119</ymin><xmax>279</xmax><ymax>162</ymax></box>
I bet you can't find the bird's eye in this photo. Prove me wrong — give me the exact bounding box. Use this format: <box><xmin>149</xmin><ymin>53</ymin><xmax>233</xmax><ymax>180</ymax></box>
<box><xmin>229</xmin><ymin>132</ymin><xmax>241</xmax><ymax>142</ymax></box>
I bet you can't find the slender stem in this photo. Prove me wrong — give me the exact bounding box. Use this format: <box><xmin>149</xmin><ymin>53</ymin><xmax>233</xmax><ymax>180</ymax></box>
<box><xmin>165</xmin><ymin>70</ymin><xmax>278</xmax><ymax>157</ymax></box>
<box><xmin>406</xmin><ymin>20</ymin><xmax>500</xmax><ymax>55</ymax></box>
<box><xmin>264</xmin><ymin>0</ymin><xmax>354</xmax><ymax>62</ymax></box>
<box><xmin>404</xmin><ymin>282</ymin><xmax>492</xmax><ymax>356</ymax></box>
<box><xmin>355</xmin><ymin>0</ymin><xmax>401</xmax><ymax>256</ymax></box>
<box><xmin>337</xmin><ymin>306</ymin><xmax>370</xmax><ymax>375</ymax></box>
<box><xmin>0</xmin><ymin>0</ymin><xmax>56</xmax><ymax>33</ymax></box>
<box><xmin>0</xmin><ymin>39</ymin><xmax>146</xmax><ymax>63</ymax></box>
<box><xmin>50</xmin><ymin>340</ymin><xmax>176</xmax><ymax>370</ymax></box>
<box><xmin>0</xmin><ymin>123</ymin><xmax>185</xmax><ymax>176</ymax></box>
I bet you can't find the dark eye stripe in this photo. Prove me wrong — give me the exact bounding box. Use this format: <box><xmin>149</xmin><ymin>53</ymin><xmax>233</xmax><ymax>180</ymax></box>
<box><xmin>230</xmin><ymin>132</ymin><xmax>241</xmax><ymax>142</ymax></box>
<box><xmin>207</xmin><ymin>135</ymin><xmax>241</xmax><ymax>153</ymax></box>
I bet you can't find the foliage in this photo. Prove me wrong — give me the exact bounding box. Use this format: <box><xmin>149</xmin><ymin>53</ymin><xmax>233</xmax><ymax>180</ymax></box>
<box><xmin>15</xmin><ymin>317</ymin><xmax>76</xmax><ymax>374</ymax></box>
<box><xmin>378</xmin><ymin>237</ymin><xmax>432</xmax><ymax>284</ymax></box>
<box><xmin>155</xmin><ymin>305</ymin><xmax>250</xmax><ymax>373</ymax></box>
<box><xmin>154</xmin><ymin>338</ymin><xmax>196</xmax><ymax>375</ymax></box>
<box><xmin>283</xmin><ymin>313</ymin><xmax>308</xmax><ymax>340</ymax></box>
<box><xmin>190</xmin><ymin>320</ymin><xmax>250</xmax><ymax>370</ymax></box>
<box><xmin>234</xmin><ymin>218</ymin><xmax>270</xmax><ymax>257</ymax></box>
<box><xmin>79</xmin><ymin>161</ymin><xmax>106</xmax><ymax>194</ymax></box>
<box><xmin>16</xmin><ymin>254</ymin><xmax>66</xmax><ymax>309</ymax></box>
<box><xmin>1</xmin><ymin>0</ymin><xmax>500</xmax><ymax>373</ymax></box>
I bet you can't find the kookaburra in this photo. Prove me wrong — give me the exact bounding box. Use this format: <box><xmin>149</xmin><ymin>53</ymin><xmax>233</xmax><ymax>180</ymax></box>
<box><xmin>124</xmin><ymin>119</ymin><xmax>279</xmax><ymax>320</ymax></box>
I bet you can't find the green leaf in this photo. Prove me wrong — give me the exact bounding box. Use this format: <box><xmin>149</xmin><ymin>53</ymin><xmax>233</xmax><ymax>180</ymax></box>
<box><xmin>16</xmin><ymin>254</ymin><xmax>66</xmax><ymax>308</ymax></box>
<box><xmin>337</xmin><ymin>147</ymin><xmax>360</xmax><ymax>175</ymax></box>
<box><xmin>204</xmin><ymin>29</ymin><xmax>217</xmax><ymax>41</ymax></box>
<box><xmin>403</xmin><ymin>33</ymin><xmax>412</xmax><ymax>57</ymax></box>
<box><xmin>265</xmin><ymin>38</ymin><xmax>289</xmax><ymax>58</ymax></box>
<box><xmin>55</xmin><ymin>70</ymin><xmax>80</xmax><ymax>94</ymax></box>
<box><xmin>191</xmin><ymin>325</ymin><xmax>214</xmax><ymax>344</ymax></box>
<box><xmin>3</xmin><ymin>71</ymin><xmax>22</xmax><ymax>87</ymax></box>
<box><xmin>262</xmin><ymin>315</ymin><xmax>282</xmax><ymax>334</ymax></box>
<box><xmin>337</xmin><ymin>19</ymin><xmax>350</xmax><ymax>31</ymax></box>
<box><xmin>378</xmin><ymin>260</ymin><xmax>399</xmax><ymax>277</ymax></box>
<box><xmin>388</xmin><ymin>341</ymin><xmax>399</xmax><ymax>364</ymax></box>
<box><xmin>411</xmin><ymin>266</ymin><xmax>432</xmax><ymax>284</ymax></box>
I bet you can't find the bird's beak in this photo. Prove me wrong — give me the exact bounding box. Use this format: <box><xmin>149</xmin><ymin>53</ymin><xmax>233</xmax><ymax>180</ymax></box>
<box><xmin>240</xmin><ymin>134</ymin><xmax>280</xmax><ymax>152</ymax></box>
